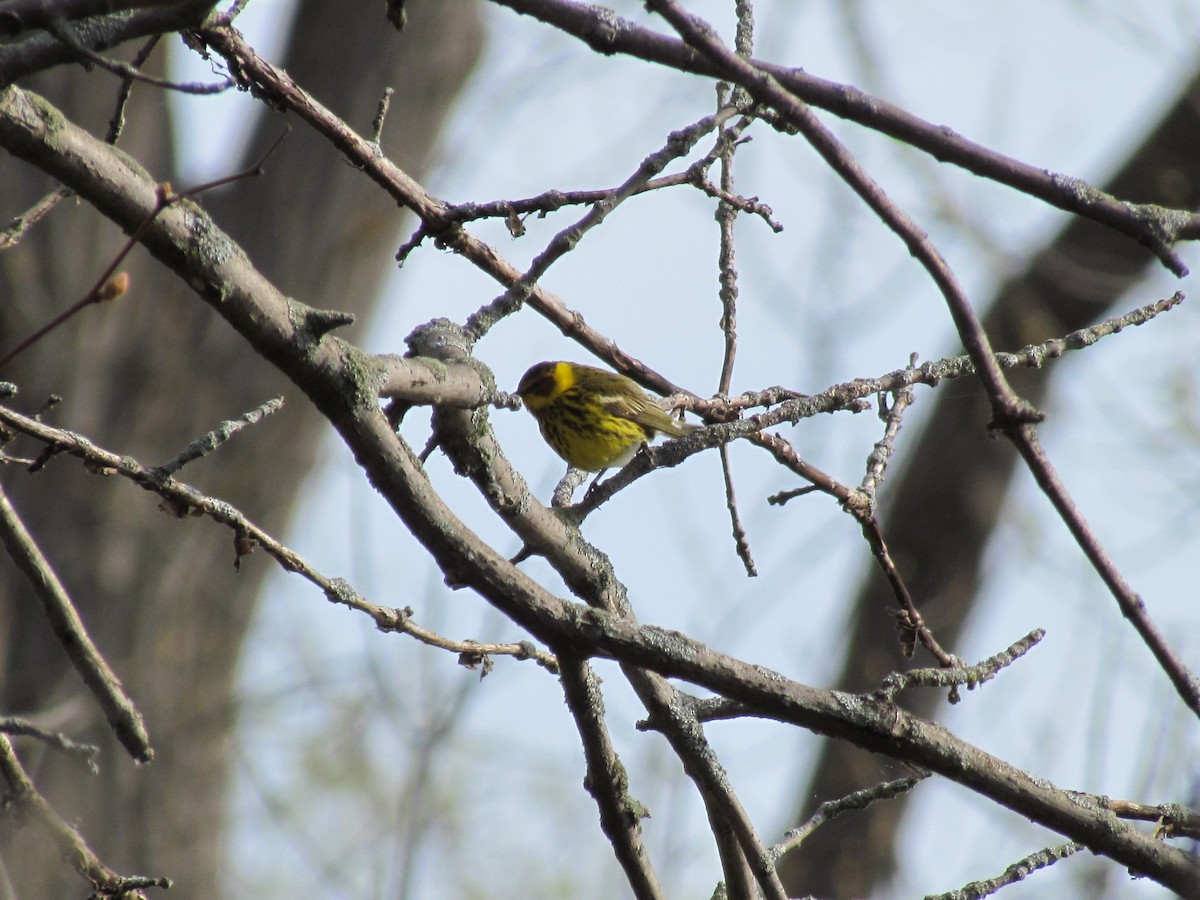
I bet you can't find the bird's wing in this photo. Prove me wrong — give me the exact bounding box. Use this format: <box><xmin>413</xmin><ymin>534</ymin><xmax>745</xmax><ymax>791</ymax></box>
<box><xmin>601</xmin><ymin>391</ymin><xmax>684</xmax><ymax>437</ymax></box>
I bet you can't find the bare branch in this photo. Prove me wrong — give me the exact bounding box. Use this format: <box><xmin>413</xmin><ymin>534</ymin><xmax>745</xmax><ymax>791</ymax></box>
<box><xmin>773</xmin><ymin>773</ymin><xmax>929</xmax><ymax>859</ymax></box>
<box><xmin>195</xmin><ymin>25</ymin><xmax>697</xmax><ymax>397</ymax></box>
<box><xmin>858</xmin><ymin>516</ymin><xmax>959</xmax><ymax>668</ymax></box>
<box><xmin>0</xmin><ymin>0</ymin><xmax>192</xmax><ymax>36</ymax></box>
<box><xmin>558</xmin><ymin>655</ymin><xmax>664</xmax><ymax>900</ymax></box>
<box><xmin>0</xmin><ymin>185</ymin><xmax>71</xmax><ymax>249</ymax></box>
<box><xmin>422</xmin><ymin>324</ymin><xmax>787</xmax><ymax>900</ymax></box>
<box><xmin>46</xmin><ymin>18</ymin><xmax>232</xmax><ymax>93</ymax></box>
<box><xmin>104</xmin><ymin>33</ymin><xmax>160</xmax><ymax>142</ymax></box>
<box><xmin>711</xmin><ymin>90</ymin><xmax>757</xmax><ymax>577</ymax></box>
<box><xmin>1104</xmin><ymin>799</ymin><xmax>1200</xmax><ymax>841</ymax></box>
<box><xmin>463</xmin><ymin>104</ymin><xmax>739</xmax><ymax>342</ymax></box>
<box><xmin>0</xmin><ymin>483</ymin><xmax>152</xmax><ymax>762</ymax></box>
<box><xmin>924</xmin><ymin>842</ymin><xmax>1083</xmax><ymax>900</ymax></box>
<box><xmin>649</xmin><ymin>0</ymin><xmax>1033</xmax><ymax>425</ymax></box>
<box><xmin>0</xmin><ymin>3</ymin><xmax>215</xmax><ymax>85</ymax></box>
<box><xmin>0</xmin><ymin>717</ymin><xmax>99</xmax><ymax>770</ymax></box>
<box><xmin>0</xmin><ymin>734</ymin><xmax>171</xmax><ymax>897</ymax></box>
<box><xmin>588</xmin><ymin>294</ymin><xmax>1188</xmax><ymax>508</ymax></box>
<box><xmin>0</xmin><ymin>132</ymin><xmax>284</xmax><ymax>369</ymax></box>
<box><xmin>3</xmin><ymin>30</ymin><xmax>1196</xmax><ymax>896</ymax></box>
<box><xmin>0</xmin><ymin>271</ymin><xmax>127</xmax><ymax>370</ymax></box>
<box><xmin>394</xmin><ymin>154</ymin><xmax>780</xmax><ymax>266</ymax></box>
<box><xmin>874</xmin><ymin>630</ymin><xmax>1046</xmax><ymax>702</ymax></box>
<box><xmin>0</xmin><ymin>400</ymin><xmax>558</xmax><ymax>673</ymax></box>
<box><xmin>492</xmin><ymin>0</ymin><xmax>1198</xmax><ymax>274</ymax></box>
<box><xmin>1009</xmin><ymin>427</ymin><xmax>1200</xmax><ymax>717</ymax></box>
<box><xmin>152</xmin><ymin>396</ymin><xmax>283</xmax><ymax>478</ymax></box>
<box><xmin>860</xmin><ymin>358</ymin><xmax>916</xmax><ymax>505</ymax></box>
<box><xmin>369</xmin><ymin>85</ymin><xmax>393</xmax><ymax>145</ymax></box>
<box><xmin>720</xmin><ymin>445</ymin><xmax>757</xmax><ymax>577</ymax></box>
<box><xmin>499</xmin><ymin>1</ymin><xmax>1200</xmax><ymax>717</ymax></box>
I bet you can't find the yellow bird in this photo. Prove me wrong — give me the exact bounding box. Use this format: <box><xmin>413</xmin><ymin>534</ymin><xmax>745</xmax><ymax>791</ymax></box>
<box><xmin>517</xmin><ymin>361</ymin><xmax>697</xmax><ymax>472</ymax></box>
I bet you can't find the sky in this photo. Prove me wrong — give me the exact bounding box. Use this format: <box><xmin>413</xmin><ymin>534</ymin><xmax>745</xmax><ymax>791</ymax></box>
<box><xmin>175</xmin><ymin>1</ymin><xmax>1200</xmax><ymax>896</ymax></box>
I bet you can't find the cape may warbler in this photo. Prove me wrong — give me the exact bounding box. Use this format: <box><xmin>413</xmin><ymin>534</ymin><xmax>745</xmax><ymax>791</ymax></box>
<box><xmin>517</xmin><ymin>361</ymin><xmax>697</xmax><ymax>472</ymax></box>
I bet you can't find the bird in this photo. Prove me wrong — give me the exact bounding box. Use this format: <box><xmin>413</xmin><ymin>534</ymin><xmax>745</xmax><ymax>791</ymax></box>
<box><xmin>516</xmin><ymin>361</ymin><xmax>697</xmax><ymax>472</ymax></box>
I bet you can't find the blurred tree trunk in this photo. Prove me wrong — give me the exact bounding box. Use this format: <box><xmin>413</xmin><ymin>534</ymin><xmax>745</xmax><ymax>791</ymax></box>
<box><xmin>0</xmin><ymin>1</ymin><xmax>481</xmax><ymax>895</ymax></box>
<box><xmin>778</xmin><ymin>67</ymin><xmax>1200</xmax><ymax>898</ymax></box>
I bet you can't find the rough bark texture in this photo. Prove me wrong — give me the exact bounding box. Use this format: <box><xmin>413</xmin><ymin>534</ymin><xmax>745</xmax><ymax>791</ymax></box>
<box><xmin>0</xmin><ymin>2</ymin><xmax>482</xmax><ymax>895</ymax></box>
<box><xmin>778</xmin><ymin>67</ymin><xmax>1200</xmax><ymax>898</ymax></box>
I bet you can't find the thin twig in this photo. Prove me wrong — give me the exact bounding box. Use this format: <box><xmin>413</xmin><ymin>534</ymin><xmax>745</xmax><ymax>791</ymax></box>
<box><xmin>462</xmin><ymin>105</ymin><xmax>739</xmax><ymax>342</ymax></box>
<box><xmin>382</xmin><ymin>601</ymin><xmax>558</xmax><ymax>673</ymax></box>
<box><xmin>0</xmin><ymin>483</ymin><xmax>152</xmax><ymax>762</ymax></box>
<box><xmin>47</xmin><ymin>19</ymin><xmax>233</xmax><ymax>94</ymax></box>
<box><xmin>0</xmin><ymin>402</ymin><xmax>558</xmax><ymax>673</ymax></box>
<box><xmin>0</xmin><ymin>271</ymin><xmax>128</xmax><ymax>370</ymax></box>
<box><xmin>715</xmin><ymin>106</ymin><xmax>741</xmax><ymax>394</ymax></box>
<box><xmin>152</xmin><ymin>396</ymin><xmax>284</xmax><ymax>478</ymax></box>
<box><xmin>0</xmin><ymin>34</ymin><xmax>157</xmax><ymax>251</ymax></box>
<box><xmin>1103</xmin><ymin>799</ymin><xmax>1200</xmax><ymax>841</ymax></box>
<box><xmin>0</xmin><ymin>734</ymin><xmax>170</xmax><ymax>898</ymax></box>
<box><xmin>0</xmin><ymin>185</ymin><xmax>72</xmax><ymax>250</ymax></box>
<box><xmin>689</xmin><ymin>292</ymin><xmax>1185</xmax><ymax>422</ymax></box>
<box><xmin>370</xmin><ymin>86</ymin><xmax>393</xmax><ymax>145</ymax></box>
<box><xmin>772</xmin><ymin>773</ymin><xmax>929</xmax><ymax>859</ymax></box>
<box><xmin>104</xmin><ymin>33</ymin><xmax>161</xmax><ymax>143</ymax></box>
<box><xmin>860</xmin><ymin>355</ymin><xmax>916</xmax><ymax>504</ymax></box>
<box><xmin>0</xmin><ymin>717</ymin><xmax>100</xmax><ymax>771</ymax></box>
<box><xmin>874</xmin><ymin>630</ymin><xmax>1045</xmax><ymax>703</ymax></box>
<box><xmin>923</xmin><ymin>842</ymin><xmax>1083</xmax><ymax>900</ymax></box>
<box><xmin>860</xmin><ymin>516</ymin><xmax>958</xmax><ymax>666</ymax></box>
<box><xmin>0</xmin><ymin>130</ymin><xmax>288</xmax><ymax>369</ymax></box>
<box><xmin>716</xmin><ymin>291</ymin><xmax>1187</xmax><ymax>436</ymax></box>
<box><xmin>710</xmin><ymin>82</ymin><xmax>758</xmax><ymax>576</ymax></box>
<box><xmin>686</xmin><ymin>166</ymin><xmax>782</xmax><ymax>231</ymax></box>
<box><xmin>754</xmin><ymin>428</ymin><xmax>958</xmax><ymax>665</ymax></box>
<box><xmin>720</xmin><ymin>445</ymin><xmax>756</xmax><ymax>577</ymax></box>
<box><xmin>571</xmin><ymin>294</ymin><xmax>1184</xmax><ymax>516</ymax></box>
<box><xmin>1010</xmin><ymin>428</ymin><xmax>1200</xmax><ymax>717</ymax></box>
<box><xmin>394</xmin><ymin>156</ymin><xmax>780</xmax><ymax>266</ymax></box>
<box><xmin>765</xmin><ymin>484</ymin><xmax>820</xmax><ymax>505</ymax></box>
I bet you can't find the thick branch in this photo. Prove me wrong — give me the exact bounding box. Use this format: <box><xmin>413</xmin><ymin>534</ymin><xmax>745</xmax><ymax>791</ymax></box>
<box><xmin>0</xmin><ymin>0</ymin><xmax>185</xmax><ymax>36</ymax></box>
<box><xmin>558</xmin><ymin>655</ymin><xmax>664</xmax><ymax>900</ymax></box>
<box><xmin>0</xmin><ymin>2</ymin><xmax>215</xmax><ymax>85</ymax></box>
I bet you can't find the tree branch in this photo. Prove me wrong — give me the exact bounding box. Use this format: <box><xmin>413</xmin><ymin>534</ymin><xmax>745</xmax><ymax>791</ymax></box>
<box><xmin>0</xmin><ymin>2</ymin><xmax>215</xmax><ymax>85</ymax></box>
<box><xmin>0</xmin><ymin>482</ymin><xmax>152</xmax><ymax>762</ymax></box>
<box><xmin>3</xmin><ymin>60</ymin><xmax>1196</xmax><ymax>897</ymax></box>
<box><xmin>491</xmin><ymin>0</ymin><xmax>1199</xmax><ymax>274</ymax></box>
<box><xmin>0</xmin><ymin>734</ymin><xmax>170</xmax><ymax>897</ymax></box>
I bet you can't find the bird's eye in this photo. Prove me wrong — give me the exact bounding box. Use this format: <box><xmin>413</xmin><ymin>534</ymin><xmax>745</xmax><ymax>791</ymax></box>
<box><xmin>519</xmin><ymin>370</ymin><xmax>550</xmax><ymax>397</ymax></box>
